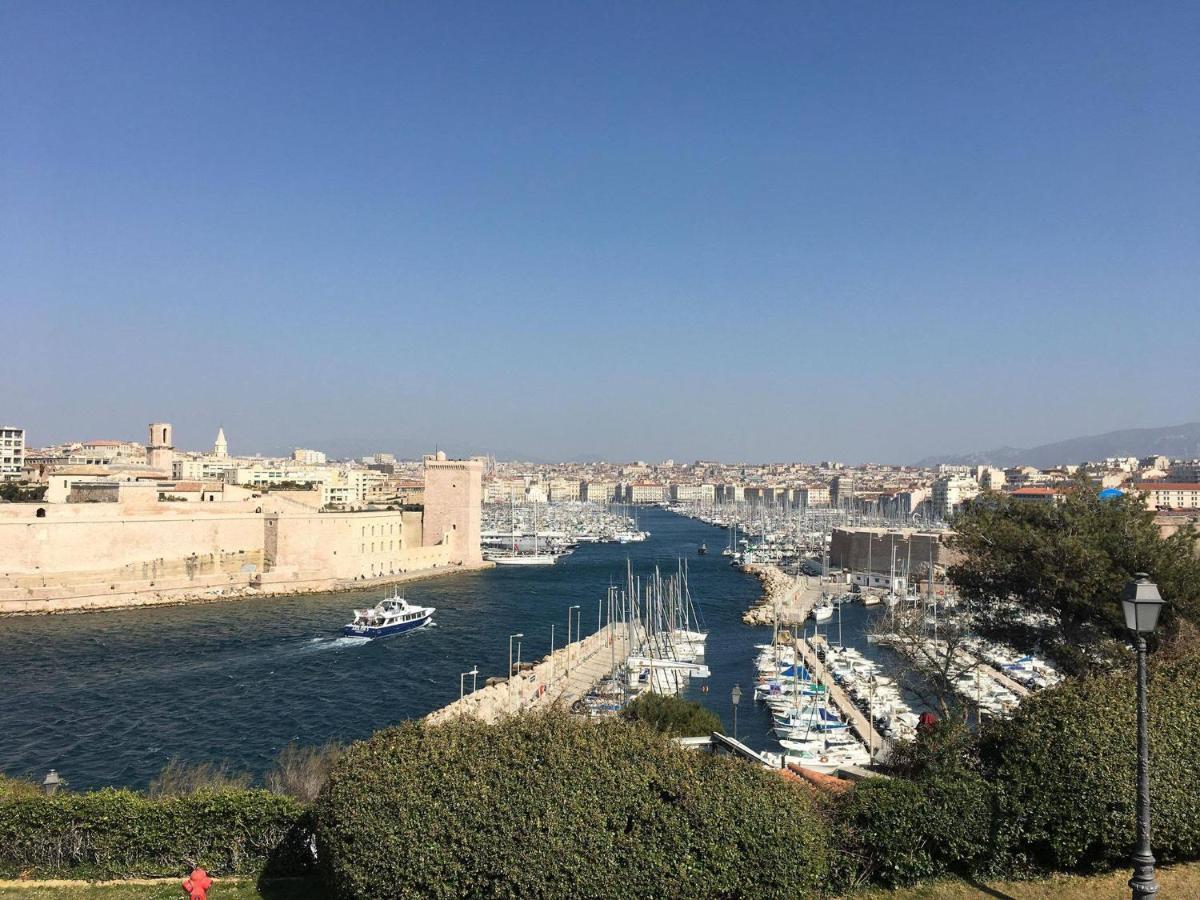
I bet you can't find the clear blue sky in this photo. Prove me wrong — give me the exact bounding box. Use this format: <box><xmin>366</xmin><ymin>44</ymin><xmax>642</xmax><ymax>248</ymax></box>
<box><xmin>3</xmin><ymin>2</ymin><xmax>1198</xmax><ymax>462</ymax></box>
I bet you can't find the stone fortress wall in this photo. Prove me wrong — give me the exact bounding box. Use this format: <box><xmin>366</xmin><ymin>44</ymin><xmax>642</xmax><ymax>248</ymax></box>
<box><xmin>0</xmin><ymin>454</ymin><xmax>485</xmax><ymax>614</ymax></box>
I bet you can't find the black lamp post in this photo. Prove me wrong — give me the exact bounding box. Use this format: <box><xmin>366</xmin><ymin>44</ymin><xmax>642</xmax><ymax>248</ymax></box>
<box><xmin>1122</xmin><ymin>573</ymin><xmax>1165</xmax><ymax>900</ymax></box>
<box><xmin>731</xmin><ymin>684</ymin><xmax>742</xmax><ymax>740</ymax></box>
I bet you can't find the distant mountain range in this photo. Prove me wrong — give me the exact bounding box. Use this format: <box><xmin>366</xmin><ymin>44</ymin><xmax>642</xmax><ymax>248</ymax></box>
<box><xmin>916</xmin><ymin>422</ymin><xmax>1200</xmax><ymax>469</ymax></box>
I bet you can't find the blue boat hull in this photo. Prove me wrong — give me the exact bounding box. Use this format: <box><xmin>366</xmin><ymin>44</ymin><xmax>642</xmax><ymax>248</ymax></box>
<box><xmin>342</xmin><ymin>614</ymin><xmax>431</xmax><ymax>639</ymax></box>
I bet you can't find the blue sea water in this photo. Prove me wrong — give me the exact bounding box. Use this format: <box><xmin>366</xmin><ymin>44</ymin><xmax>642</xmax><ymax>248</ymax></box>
<box><xmin>0</xmin><ymin>508</ymin><xmax>798</xmax><ymax>790</ymax></box>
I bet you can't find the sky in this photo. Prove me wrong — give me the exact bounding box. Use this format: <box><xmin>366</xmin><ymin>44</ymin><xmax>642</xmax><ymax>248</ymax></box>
<box><xmin>2</xmin><ymin>2</ymin><xmax>1198</xmax><ymax>463</ymax></box>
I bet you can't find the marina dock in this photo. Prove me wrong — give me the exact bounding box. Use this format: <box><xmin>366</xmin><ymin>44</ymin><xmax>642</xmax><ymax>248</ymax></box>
<box><xmin>794</xmin><ymin>634</ymin><xmax>892</xmax><ymax>762</ymax></box>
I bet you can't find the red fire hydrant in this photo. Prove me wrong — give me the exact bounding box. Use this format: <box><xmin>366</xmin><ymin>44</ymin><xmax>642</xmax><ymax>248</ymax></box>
<box><xmin>182</xmin><ymin>867</ymin><xmax>213</xmax><ymax>900</ymax></box>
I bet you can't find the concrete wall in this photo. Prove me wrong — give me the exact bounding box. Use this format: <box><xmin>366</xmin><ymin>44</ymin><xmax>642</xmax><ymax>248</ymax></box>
<box><xmin>827</xmin><ymin>527</ymin><xmax>960</xmax><ymax>575</ymax></box>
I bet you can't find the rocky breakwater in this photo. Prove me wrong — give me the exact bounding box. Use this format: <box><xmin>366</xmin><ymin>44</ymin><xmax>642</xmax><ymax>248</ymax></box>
<box><xmin>741</xmin><ymin>564</ymin><xmax>822</xmax><ymax>626</ymax></box>
<box><xmin>426</xmin><ymin>623</ymin><xmax>630</xmax><ymax>725</ymax></box>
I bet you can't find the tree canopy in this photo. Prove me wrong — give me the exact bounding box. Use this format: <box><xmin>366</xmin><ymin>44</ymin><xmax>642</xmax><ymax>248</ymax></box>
<box><xmin>618</xmin><ymin>692</ymin><xmax>723</xmax><ymax>737</ymax></box>
<box><xmin>948</xmin><ymin>475</ymin><xmax>1200</xmax><ymax>672</ymax></box>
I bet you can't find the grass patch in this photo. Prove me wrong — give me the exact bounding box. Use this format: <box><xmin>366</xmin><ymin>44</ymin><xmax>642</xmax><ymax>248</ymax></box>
<box><xmin>0</xmin><ymin>878</ymin><xmax>325</xmax><ymax>899</ymax></box>
<box><xmin>852</xmin><ymin>861</ymin><xmax>1200</xmax><ymax>898</ymax></box>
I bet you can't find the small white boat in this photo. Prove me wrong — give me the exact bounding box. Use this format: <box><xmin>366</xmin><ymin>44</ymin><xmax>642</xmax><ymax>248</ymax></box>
<box><xmin>343</xmin><ymin>590</ymin><xmax>435</xmax><ymax>638</ymax></box>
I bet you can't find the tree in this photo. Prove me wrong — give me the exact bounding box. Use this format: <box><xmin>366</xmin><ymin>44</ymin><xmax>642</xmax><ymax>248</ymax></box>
<box><xmin>0</xmin><ymin>482</ymin><xmax>47</xmax><ymax>502</ymax></box>
<box><xmin>866</xmin><ymin>598</ymin><xmax>983</xmax><ymax>718</ymax></box>
<box><xmin>948</xmin><ymin>474</ymin><xmax>1200</xmax><ymax>673</ymax></box>
<box><xmin>619</xmin><ymin>692</ymin><xmax>722</xmax><ymax>737</ymax></box>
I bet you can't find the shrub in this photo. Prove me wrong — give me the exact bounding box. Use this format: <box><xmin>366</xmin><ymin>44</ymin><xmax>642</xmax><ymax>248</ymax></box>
<box><xmin>0</xmin><ymin>788</ymin><xmax>312</xmax><ymax>879</ymax></box>
<box><xmin>618</xmin><ymin>692</ymin><xmax>722</xmax><ymax>737</ymax></box>
<box><xmin>315</xmin><ymin>712</ymin><xmax>828</xmax><ymax>899</ymax></box>
<box><xmin>267</xmin><ymin>742</ymin><xmax>343</xmax><ymax>803</ymax></box>
<box><xmin>981</xmin><ymin>650</ymin><xmax>1200</xmax><ymax>872</ymax></box>
<box><xmin>831</xmin><ymin>769</ymin><xmax>993</xmax><ymax>889</ymax></box>
<box><xmin>149</xmin><ymin>757</ymin><xmax>252</xmax><ymax>797</ymax></box>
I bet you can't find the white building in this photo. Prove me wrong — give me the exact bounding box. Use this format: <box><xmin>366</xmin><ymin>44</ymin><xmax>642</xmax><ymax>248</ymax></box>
<box><xmin>293</xmin><ymin>448</ymin><xmax>327</xmax><ymax>465</ymax></box>
<box><xmin>173</xmin><ymin>456</ymin><xmax>240</xmax><ymax>482</ymax></box>
<box><xmin>1</xmin><ymin>426</ymin><xmax>26</xmax><ymax>479</ymax></box>
<box><xmin>670</xmin><ymin>483</ymin><xmax>716</xmax><ymax>503</ymax></box>
<box><xmin>932</xmin><ymin>475</ymin><xmax>980</xmax><ymax>519</ymax></box>
<box><xmin>583</xmin><ymin>481</ymin><xmax>617</xmax><ymax>503</ymax></box>
<box><xmin>626</xmin><ymin>482</ymin><xmax>665</xmax><ymax>504</ymax></box>
<box><xmin>1136</xmin><ymin>482</ymin><xmax>1200</xmax><ymax>510</ymax></box>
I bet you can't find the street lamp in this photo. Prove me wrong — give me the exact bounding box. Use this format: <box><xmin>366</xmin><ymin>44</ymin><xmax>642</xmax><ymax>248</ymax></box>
<box><xmin>1122</xmin><ymin>573</ymin><xmax>1166</xmax><ymax>900</ymax></box>
<box><xmin>460</xmin><ymin>665</ymin><xmax>479</xmax><ymax>700</ymax></box>
<box><xmin>508</xmin><ymin>633</ymin><xmax>524</xmax><ymax>680</ymax></box>
<box><xmin>567</xmin><ymin>606</ymin><xmax>580</xmax><ymax>675</ymax></box>
<box><xmin>731</xmin><ymin>684</ymin><xmax>742</xmax><ymax>740</ymax></box>
<box><xmin>42</xmin><ymin>770</ymin><xmax>65</xmax><ymax>796</ymax></box>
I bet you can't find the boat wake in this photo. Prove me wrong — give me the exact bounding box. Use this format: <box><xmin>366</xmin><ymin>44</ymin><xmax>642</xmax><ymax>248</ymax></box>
<box><xmin>301</xmin><ymin>636</ymin><xmax>372</xmax><ymax>652</ymax></box>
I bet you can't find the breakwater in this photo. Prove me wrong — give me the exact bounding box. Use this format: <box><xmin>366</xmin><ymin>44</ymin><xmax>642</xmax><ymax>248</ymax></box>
<box><xmin>741</xmin><ymin>564</ymin><xmax>823</xmax><ymax>625</ymax></box>
<box><xmin>427</xmin><ymin>623</ymin><xmax>630</xmax><ymax>724</ymax></box>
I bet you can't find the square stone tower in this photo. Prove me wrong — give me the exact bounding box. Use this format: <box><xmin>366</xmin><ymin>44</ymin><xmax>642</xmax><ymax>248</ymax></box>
<box><xmin>147</xmin><ymin>422</ymin><xmax>174</xmax><ymax>473</ymax></box>
<box><xmin>422</xmin><ymin>451</ymin><xmax>483</xmax><ymax>564</ymax></box>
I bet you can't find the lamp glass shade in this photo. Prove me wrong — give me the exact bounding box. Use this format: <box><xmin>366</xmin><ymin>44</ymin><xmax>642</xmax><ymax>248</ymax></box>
<box><xmin>1121</xmin><ymin>575</ymin><xmax>1165</xmax><ymax>635</ymax></box>
<box><xmin>731</xmin><ymin>686</ymin><xmax>742</xmax><ymax>706</ymax></box>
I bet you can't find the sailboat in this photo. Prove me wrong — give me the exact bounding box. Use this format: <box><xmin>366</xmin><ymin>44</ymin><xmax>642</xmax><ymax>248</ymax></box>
<box><xmin>487</xmin><ymin>498</ymin><xmax>561</xmax><ymax>566</ymax></box>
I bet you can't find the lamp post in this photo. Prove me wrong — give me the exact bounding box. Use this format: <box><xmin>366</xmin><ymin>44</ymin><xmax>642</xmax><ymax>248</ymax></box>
<box><xmin>567</xmin><ymin>605</ymin><xmax>580</xmax><ymax>675</ymax></box>
<box><xmin>1122</xmin><ymin>573</ymin><xmax>1166</xmax><ymax>900</ymax></box>
<box><xmin>508</xmin><ymin>632</ymin><xmax>524</xmax><ymax>680</ymax></box>
<box><xmin>42</xmin><ymin>770</ymin><xmax>65</xmax><ymax>796</ymax></box>
<box><xmin>460</xmin><ymin>666</ymin><xmax>478</xmax><ymax>700</ymax></box>
<box><xmin>731</xmin><ymin>684</ymin><xmax>742</xmax><ymax>740</ymax></box>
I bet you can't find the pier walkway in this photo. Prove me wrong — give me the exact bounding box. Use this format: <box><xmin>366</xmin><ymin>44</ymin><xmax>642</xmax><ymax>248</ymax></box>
<box><xmin>923</xmin><ymin>640</ymin><xmax>1033</xmax><ymax>700</ymax></box>
<box><xmin>795</xmin><ymin>635</ymin><xmax>892</xmax><ymax>763</ymax></box>
<box><xmin>426</xmin><ymin>623</ymin><xmax>631</xmax><ymax>725</ymax></box>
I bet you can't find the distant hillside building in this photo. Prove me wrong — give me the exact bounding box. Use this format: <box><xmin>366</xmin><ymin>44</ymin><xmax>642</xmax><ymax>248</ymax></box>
<box><xmin>1</xmin><ymin>426</ymin><xmax>25</xmax><ymax>480</ymax></box>
<box><xmin>1135</xmin><ymin>482</ymin><xmax>1200</xmax><ymax>511</ymax></box>
<box><xmin>932</xmin><ymin>475</ymin><xmax>980</xmax><ymax>519</ymax></box>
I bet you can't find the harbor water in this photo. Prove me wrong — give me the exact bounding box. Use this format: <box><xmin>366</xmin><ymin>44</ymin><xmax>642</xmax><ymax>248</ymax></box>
<box><xmin>0</xmin><ymin>508</ymin><xmax>788</xmax><ymax>789</ymax></box>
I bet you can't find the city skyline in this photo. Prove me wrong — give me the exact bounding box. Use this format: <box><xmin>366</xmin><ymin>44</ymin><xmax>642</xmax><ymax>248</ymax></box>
<box><xmin>4</xmin><ymin>3</ymin><xmax>1199</xmax><ymax>461</ymax></box>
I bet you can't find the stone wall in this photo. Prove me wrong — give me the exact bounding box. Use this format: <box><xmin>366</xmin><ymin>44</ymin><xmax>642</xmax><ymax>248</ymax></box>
<box><xmin>0</xmin><ymin>491</ymin><xmax>472</xmax><ymax>614</ymax></box>
<box><xmin>827</xmin><ymin>527</ymin><xmax>960</xmax><ymax>575</ymax></box>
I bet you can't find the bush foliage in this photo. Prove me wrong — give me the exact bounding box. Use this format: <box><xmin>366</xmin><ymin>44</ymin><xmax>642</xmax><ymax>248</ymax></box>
<box><xmin>0</xmin><ymin>788</ymin><xmax>311</xmax><ymax>879</ymax></box>
<box><xmin>315</xmin><ymin>712</ymin><xmax>828</xmax><ymax>899</ymax></box>
<box><xmin>835</xmin><ymin>650</ymin><xmax>1200</xmax><ymax>888</ymax></box>
<box><xmin>618</xmin><ymin>691</ymin><xmax>722</xmax><ymax>737</ymax></box>
<box><xmin>982</xmin><ymin>649</ymin><xmax>1200</xmax><ymax>871</ymax></box>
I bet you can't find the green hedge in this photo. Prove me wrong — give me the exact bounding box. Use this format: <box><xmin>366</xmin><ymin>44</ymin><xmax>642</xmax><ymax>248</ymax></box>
<box><xmin>0</xmin><ymin>788</ymin><xmax>312</xmax><ymax>879</ymax></box>
<box><xmin>832</xmin><ymin>769</ymin><xmax>994</xmax><ymax>888</ymax></box>
<box><xmin>982</xmin><ymin>650</ymin><xmax>1200</xmax><ymax>872</ymax></box>
<box><xmin>315</xmin><ymin>712</ymin><xmax>828</xmax><ymax>899</ymax></box>
<box><xmin>833</xmin><ymin>650</ymin><xmax>1200</xmax><ymax>889</ymax></box>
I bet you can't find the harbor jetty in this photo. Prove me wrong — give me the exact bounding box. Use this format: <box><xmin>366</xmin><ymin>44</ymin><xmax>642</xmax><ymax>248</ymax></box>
<box><xmin>427</xmin><ymin>622</ymin><xmax>631</xmax><ymax>725</ymax></box>
<box><xmin>742</xmin><ymin>564</ymin><xmax>824</xmax><ymax>626</ymax></box>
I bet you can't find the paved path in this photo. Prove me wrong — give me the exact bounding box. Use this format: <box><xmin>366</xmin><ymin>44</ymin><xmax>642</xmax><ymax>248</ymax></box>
<box><xmin>427</xmin><ymin>623</ymin><xmax>631</xmax><ymax>724</ymax></box>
